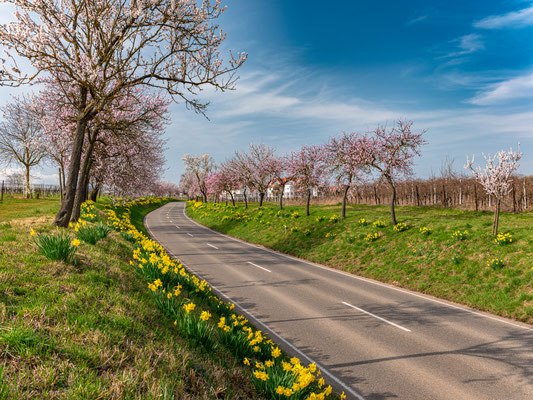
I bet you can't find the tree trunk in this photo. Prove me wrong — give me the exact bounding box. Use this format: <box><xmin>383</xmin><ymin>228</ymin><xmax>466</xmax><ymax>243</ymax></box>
<box><xmin>90</xmin><ymin>185</ymin><xmax>100</xmax><ymax>202</ymax></box>
<box><xmin>492</xmin><ymin>198</ymin><xmax>501</xmax><ymax>236</ymax></box>
<box><xmin>474</xmin><ymin>183</ymin><xmax>479</xmax><ymax>211</ymax></box>
<box><xmin>53</xmin><ymin>87</ymin><xmax>89</xmax><ymax>227</ymax></box>
<box><xmin>279</xmin><ymin>184</ymin><xmax>285</xmax><ymax>210</ymax></box>
<box><xmin>306</xmin><ymin>189</ymin><xmax>311</xmax><ymax>216</ymax></box>
<box><xmin>228</xmin><ymin>190</ymin><xmax>235</xmax><ymax>207</ymax></box>
<box><xmin>386</xmin><ymin>177</ymin><xmax>397</xmax><ymax>225</ymax></box>
<box><xmin>71</xmin><ymin>135</ymin><xmax>96</xmax><ymax>222</ymax></box>
<box><xmin>58</xmin><ymin>167</ymin><xmax>63</xmax><ymax>201</ymax></box>
<box><xmin>24</xmin><ymin>164</ymin><xmax>31</xmax><ymax>199</ymax></box>
<box><xmin>341</xmin><ymin>184</ymin><xmax>350</xmax><ymax>219</ymax></box>
<box><xmin>243</xmin><ymin>188</ymin><xmax>248</xmax><ymax>209</ymax></box>
<box><xmin>259</xmin><ymin>192</ymin><xmax>264</xmax><ymax>208</ymax></box>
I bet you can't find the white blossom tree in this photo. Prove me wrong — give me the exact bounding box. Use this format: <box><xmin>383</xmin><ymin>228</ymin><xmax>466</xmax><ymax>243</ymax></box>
<box><xmin>0</xmin><ymin>95</ymin><xmax>46</xmax><ymax>198</ymax></box>
<box><xmin>465</xmin><ymin>145</ymin><xmax>522</xmax><ymax>235</ymax></box>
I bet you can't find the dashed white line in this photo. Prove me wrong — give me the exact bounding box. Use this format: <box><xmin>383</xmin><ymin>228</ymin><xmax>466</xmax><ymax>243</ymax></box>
<box><xmin>187</xmin><ymin>233</ymin><xmax>193</xmax><ymax>237</ymax></box>
<box><xmin>342</xmin><ymin>301</ymin><xmax>411</xmax><ymax>332</ymax></box>
<box><xmin>247</xmin><ymin>261</ymin><xmax>271</xmax><ymax>273</ymax></box>
<box><xmin>207</xmin><ymin>243</ymin><xmax>219</xmax><ymax>250</ymax></box>
<box><xmin>175</xmin><ymin>225</ymin><xmax>181</xmax><ymax>229</ymax></box>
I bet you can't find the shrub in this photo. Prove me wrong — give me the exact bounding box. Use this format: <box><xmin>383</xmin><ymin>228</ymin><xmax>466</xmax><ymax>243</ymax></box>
<box><xmin>32</xmin><ymin>229</ymin><xmax>78</xmax><ymax>263</ymax></box>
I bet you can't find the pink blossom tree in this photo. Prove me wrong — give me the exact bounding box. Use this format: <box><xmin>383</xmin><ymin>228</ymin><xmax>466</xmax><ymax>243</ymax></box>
<box><xmin>325</xmin><ymin>133</ymin><xmax>372</xmax><ymax>219</ymax></box>
<box><xmin>207</xmin><ymin>161</ymin><xmax>240</xmax><ymax>206</ymax></box>
<box><xmin>367</xmin><ymin>120</ymin><xmax>426</xmax><ymax>225</ymax></box>
<box><xmin>182</xmin><ymin>153</ymin><xmax>216</xmax><ymax>202</ymax></box>
<box><xmin>287</xmin><ymin>145</ymin><xmax>327</xmax><ymax>216</ymax></box>
<box><xmin>227</xmin><ymin>157</ymin><xmax>252</xmax><ymax>209</ymax></box>
<box><xmin>236</xmin><ymin>144</ymin><xmax>279</xmax><ymax>208</ymax></box>
<box><xmin>0</xmin><ymin>0</ymin><xmax>246</xmax><ymax>226</ymax></box>
<box><xmin>465</xmin><ymin>145</ymin><xmax>522</xmax><ymax>235</ymax></box>
<box><xmin>179</xmin><ymin>170</ymin><xmax>201</xmax><ymax>200</ymax></box>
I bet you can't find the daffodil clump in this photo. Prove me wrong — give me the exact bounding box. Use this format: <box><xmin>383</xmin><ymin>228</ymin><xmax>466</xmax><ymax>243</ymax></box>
<box><xmin>106</xmin><ymin>198</ymin><xmax>339</xmax><ymax>400</ymax></box>
<box><xmin>419</xmin><ymin>226</ymin><xmax>431</xmax><ymax>236</ymax></box>
<box><xmin>30</xmin><ymin>228</ymin><xmax>78</xmax><ymax>263</ymax></box>
<box><xmin>290</xmin><ymin>227</ymin><xmax>299</xmax><ymax>233</ymax></box>
<box><xmin>315</xmin><ymin>216</ymin><xmax>326</xmax><ymax>222</ymax></box>
<box><xmin>452</xmin><ymin>230</ymin><xmax>468</xmax><ymax>241</ymax></box>
<box><xmin>487</xmin><ymin>258</ymin><xmax>505</xmax><ymax>269</ymax></box>
<box><xmin>291</xmin><ymin>211</ymin><xmax>301</xmax><ymax>219</ymax></box>
<box><xmin>393</xmin><ymin>223</ymin><xmax>408</xmax><ymax>232</ymax></box>
<box><xmin>80</xmin><ymin>200</ymin><xmax>98</xmax><ymax>222</ymax></box>
<box><xmin>364</xmin><ymin>232</ymin><xmax>381</xmax><ymax>242</ymax></box>
<box><xmin>494</xmin><ymin>233</ymin><xmax>513</xmax><ymax>245</ymax></box>
<box><xmin>303</xmin><ymin>229</ymin><xmax>311</xmax><ymax>236</ymax></box>
<box><xmin>329</xmin><ymin>216</ymin><xmax>339</xmax><ymax>224</ymax></box>
<box><xmin>325</xmin><ymin>232</ymin><xmax>336</xmax><ymax>240</ymax></box>
<box><xmin>373</xmin><ymin>220</ymin><xmax>386</xmax><ymax>228</ymax></box>
<box><xmin>357</xmin><ymin>218</ymin><xmax>368</xmax><ymax>226</ymax></box>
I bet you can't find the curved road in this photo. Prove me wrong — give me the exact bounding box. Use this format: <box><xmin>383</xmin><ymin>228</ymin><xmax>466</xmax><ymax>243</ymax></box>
<box><xmin>145</xmin><ymin>202</ymin><xmax>533</xmax><ymax>400</ymax></box>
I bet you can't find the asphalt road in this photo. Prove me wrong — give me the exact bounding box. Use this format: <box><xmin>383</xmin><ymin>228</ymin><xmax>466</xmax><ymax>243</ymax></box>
<box><xmin>145</xmin><ymin>202</ymin><xmax>533</xmax><ymax>400</ymax></box>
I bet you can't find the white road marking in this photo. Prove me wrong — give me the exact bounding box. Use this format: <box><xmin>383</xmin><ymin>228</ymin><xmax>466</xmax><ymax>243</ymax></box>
<box><xmin>180</xmin><ymin>203</ymin><xmax>533</xmax><ymax>333</ymax></box>
<box><xmin>175</xmin><ymin>225</ymin><xmax>180</xmax><ymax>229</ymax></box>
<box><xmin>342</xmin><ymin>301</ymin><xmax>411</xmax><ymax>332</ymax></box>
<box><xmin>247</xmin><ymin>261</ymin><xmax>271</xmax><ymax>273</ymax></box>
<box><xmin>207</xmin><ymin>243</ymin><xmax>219</xmax><ymax>250</ymax></box>
<box><xmin>187</xmin><ymin>233</ymin><xmax>193</xmax><ymax>237</ymax></box>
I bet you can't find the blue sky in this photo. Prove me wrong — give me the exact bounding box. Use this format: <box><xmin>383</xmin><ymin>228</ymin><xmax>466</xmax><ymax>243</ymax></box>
<box><xmin>2</xmin><ymin>0</ymin><xmax>533</xmax><ymax>184</ymax></box>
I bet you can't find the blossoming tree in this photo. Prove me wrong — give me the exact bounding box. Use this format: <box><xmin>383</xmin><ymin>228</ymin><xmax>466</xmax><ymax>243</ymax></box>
<box><xmin>287</xmin><ymin>145</ymin><xmax>327</xmax><ymax>216</ymax></box>
<box><xmin>0</xmin><ymin>0</ymin><xmax>246</xmax><ymax>226</ymax></box>
<box><xmin>182</xmin><ymin>153</ymin><xmax>216</xmax><ymax>202</ymax></box>
<box><xmin>465</xmin><ymin>145</ymin><xmax>522</xmax><ymax>235</ymax></box>
<box><xmin>325</xmin><ymin>133</ymin><xmax>372</xmax><ymax>219</ymax></box>
<box><xmin>0</xmin><ymin>95</ymin><xmax>46</xmax><ymax>198</ymax></box>
<box><xmin>367</xmin><ymin>120</ymin><xmax>426</xmax><ymax>225</ymax></box>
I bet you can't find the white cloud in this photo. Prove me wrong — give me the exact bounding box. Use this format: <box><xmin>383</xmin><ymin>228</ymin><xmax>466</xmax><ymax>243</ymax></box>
<box><xmin>443</xmin><ymin>34</ymin><xmax>484</xmax><ymax>58</ymax></box>
<box><xmin>474</xmin><ymin>5</ymin><xmax>533</xmax><ymax>29</ymax></box>
<box><xmin>407</xmin><ymin>15</ymin><xmax>428</xmax><ymax>25</ymax></box>
<box><xmin>469</xmin><ymin>71</ymin><xmax>533</xmax><ymax>105</ymax></box>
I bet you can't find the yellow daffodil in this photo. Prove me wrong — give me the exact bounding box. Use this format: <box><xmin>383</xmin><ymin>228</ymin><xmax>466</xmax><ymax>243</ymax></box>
<box><xmin>71</xmin><ymin>238</ymin><xmax>80</xmax><ymax>247</ymax></box>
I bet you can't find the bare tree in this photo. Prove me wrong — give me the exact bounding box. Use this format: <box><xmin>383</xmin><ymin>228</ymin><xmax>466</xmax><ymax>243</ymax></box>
<box><xmin>0</xmin><ymin>96</ymin><xmax>46</xmax><ymax>198</ymax></box>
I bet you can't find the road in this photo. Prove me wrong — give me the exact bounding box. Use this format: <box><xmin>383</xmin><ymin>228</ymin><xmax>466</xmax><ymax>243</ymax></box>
<box><xmin>145</xmin><ymin>202</ymin><xmax>533</xmax><ymax>400</ymax></box>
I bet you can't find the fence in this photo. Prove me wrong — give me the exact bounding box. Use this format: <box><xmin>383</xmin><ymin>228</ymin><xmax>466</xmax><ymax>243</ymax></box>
<box><xmin>0</xmin><ymin>181</ymin><xmax>62</xmax><ymax>199</ymax></box>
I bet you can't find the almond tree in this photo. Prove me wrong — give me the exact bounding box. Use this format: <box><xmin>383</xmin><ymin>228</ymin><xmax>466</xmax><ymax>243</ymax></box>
<box><xmin>207</xmin><ymin>161</ymin><xmax>239</xmax><ymax>206</ymax></box>
<box><xmin>0</xmin><ymin>0</ymin><xmax>246</xmax><ymax>226</ymax></box>
<box><xmin>326</xmin><ymin>133</ymin><xmax>372</xmax><ymax>219</ymax></box>
<box><xmin>237</xmin><ymin>144</ymin><xmax>279</xmax><ymax>208</ymax></box>
<box><xmin>0</xmin><ymin>95</ymin><xmax>46</xmax><ymax>198</ymax></box>
<box><xmin>465</xmin><ymin>145</ymin><xmax>522</xmax><ymax>235</ymax></box>
<box><xmin>270</xmin><ymin>156</ymin><xmax>290</xmax><ymax>210</ymax></box>
<box><xmin>182</xmin><ymin>153</ymin><xmax>216</xmax><ymax>202</ymax></box>
<box><xmin>227</xmin><ymin>156</ymin><xmax>252</xmax><ymax>209</ymax></box>
<box><xmin>367</xmin><ymin>120</ymin><xmax>426</xmax><ymax>225</ymax></box>
<box><xmin>287</xmin><ymin>145</ymin><xmax>327</xmax><ymax>216</ymax></box>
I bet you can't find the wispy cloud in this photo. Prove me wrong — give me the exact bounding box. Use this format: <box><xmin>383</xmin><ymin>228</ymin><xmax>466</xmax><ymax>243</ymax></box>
<box><xmin>443</xmin><ymin>34</ymin><xmax>484</xmax><ymax>59</ymax></box>
<box><xmin>474</xmin><ymin>5</ymin><xmax>533</xmax><ymax>29</ymax></box>
<box><xmin>407</xmin><ymin>15</ymin><xmax>428</xmax><ymax>25</ymax></box>
<box><xmin>469</xmin><ymin>70</ymin><xmax>533</xmax><ymax>105</ymax></box>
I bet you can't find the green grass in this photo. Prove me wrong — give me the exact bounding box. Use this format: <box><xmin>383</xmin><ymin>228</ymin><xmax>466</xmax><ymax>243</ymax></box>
<box><xmin>0</xmin><ymin>195</ymin><xmax>61</xmax><ymax>222</ymax></box>
<box><xmin>187</xmin><ymin>201</ymin><xmax>533</xmax><ymax>324</ymax></box>
<box><xmin>0</xmin><ymin>197</ymin><xmax>263</xmax><ymax>399</ymax></box>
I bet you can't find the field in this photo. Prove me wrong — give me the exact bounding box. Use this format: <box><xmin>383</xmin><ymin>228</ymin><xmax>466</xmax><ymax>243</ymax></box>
<box><xmin>187</xmin><ymin>201</ymin><xmax>533</xmax><ymax>324</ymax></box>
<box><xmin>0</xmin><ymin>196</ymin><xmax>261</xmax><ymax>400</ymax></box>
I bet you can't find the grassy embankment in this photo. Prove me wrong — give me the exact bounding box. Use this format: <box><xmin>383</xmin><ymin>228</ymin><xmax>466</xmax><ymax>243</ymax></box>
<box><xmin>187</xmin><ymin>201</ymin><xmax>533</xmax><ymax>324</ymax></box>
<box><xmin>0</xmin><ymin>196</ymin><xmax>261</xmax><ymax>399</ymax></box>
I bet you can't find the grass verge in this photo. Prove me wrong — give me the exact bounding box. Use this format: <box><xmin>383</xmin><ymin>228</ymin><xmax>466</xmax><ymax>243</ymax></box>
<box><xmin>0</xmin><ymin>196</ymin><xmax>262</xmax><ymax>399</ymax></box>
<box><xmin>186</xmin><ymin>201</ymin><xmax>533</xmax><ymax>324</ymax></box>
